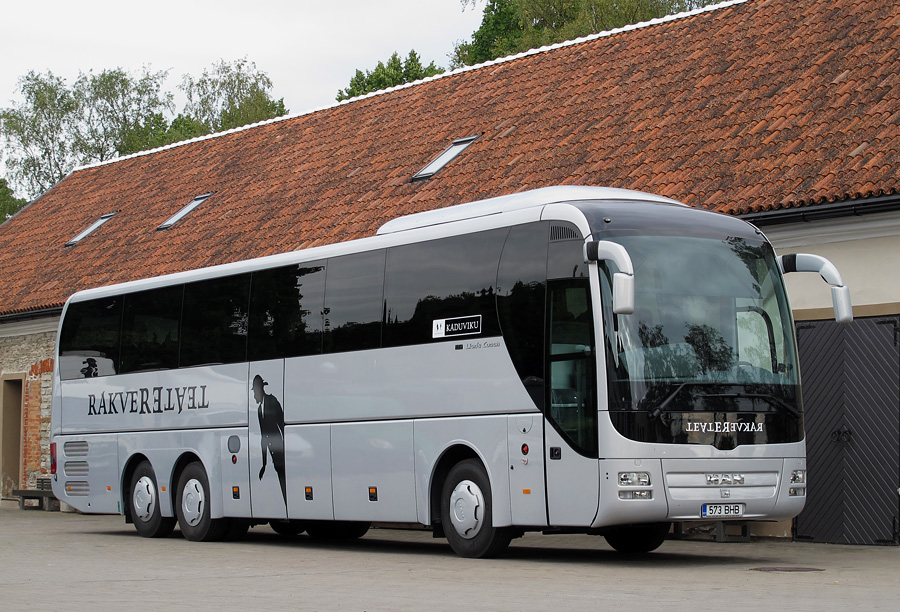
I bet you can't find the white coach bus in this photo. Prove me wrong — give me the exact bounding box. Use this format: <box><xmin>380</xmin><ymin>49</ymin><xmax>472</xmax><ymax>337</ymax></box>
<box><xmin>49</xmin><ymin>186</ymin><xmax>851</xmax><ymax>557</ymax></box>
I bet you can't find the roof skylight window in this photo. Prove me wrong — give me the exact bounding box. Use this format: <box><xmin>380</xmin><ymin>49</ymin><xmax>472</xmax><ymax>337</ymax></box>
<box><xmin>412</xmin><ymin>136</ymin><xmax>479</xmax><ymax>180</ymax></box>
<box><xmin>157</xmin><ymin>193</ymin><xmax>213</xmax><ymax>230</ymax></box>
<box><xmin>65</xmin><ymin>213</ymin><xmax>116</xmax><ymax>247</ymax></box>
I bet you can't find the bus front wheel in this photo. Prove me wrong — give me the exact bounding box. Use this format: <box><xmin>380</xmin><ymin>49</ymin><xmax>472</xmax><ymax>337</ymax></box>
<box><xmin>129</xmin><ymin>461</ymin><xmax>176</xmax><ymax>538</ymax></box>
<box><xmin>441</xmin><ymin>459</ymin><xmax>511</xmax><ymax>558</ymax></box>
<box><xmin>175</xmin><ymin>462</ymin><xmax>227</xmax><ymax>542</ymax></box>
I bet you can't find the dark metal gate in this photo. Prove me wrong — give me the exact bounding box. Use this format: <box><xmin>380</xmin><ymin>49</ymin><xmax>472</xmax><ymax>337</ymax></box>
<box><xmin>794</xmin><ymin>315</ymin><xmax>900</xmax><ymax>545</ymax></box>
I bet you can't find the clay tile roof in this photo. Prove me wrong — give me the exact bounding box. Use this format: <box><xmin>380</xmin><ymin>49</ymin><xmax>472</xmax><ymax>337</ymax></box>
<box><xmin>2</xmin><ymin>0</ymin><xmax>900</xmax><ymax>317</ymax></box>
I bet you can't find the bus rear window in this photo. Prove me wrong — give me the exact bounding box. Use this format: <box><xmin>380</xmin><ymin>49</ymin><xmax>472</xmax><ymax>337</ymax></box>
<box><xmin>58</xmin><ymin>297</ymin><xmax>123</xmax><ymax>380</ymax></box>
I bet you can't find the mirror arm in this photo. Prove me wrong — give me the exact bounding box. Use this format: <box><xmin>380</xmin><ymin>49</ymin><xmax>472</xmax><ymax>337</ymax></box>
<box><xmin>584</xmin><ymin>240</ymin><xmax>634</xmax><ymax>315</ymax></box>
<box><xmin>778</xmin><ymin>253</ymin><xmax>853</xmax><ymax>323</ymax></box>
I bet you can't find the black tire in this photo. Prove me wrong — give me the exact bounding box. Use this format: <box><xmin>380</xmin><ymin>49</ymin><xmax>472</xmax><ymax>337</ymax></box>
<box><xmin>440</xmin><ymin>459</ymin><xmax>512</xmax><ymax>558</ymax></box>
<box><xmin>175</xmin><ymin>462</ymin><xmax>227</xmax><ymax>542</ymax></box>
<box><xmin>305</xmin><ymin>520</ymin><xmax>370</xmax><ymax>540</ymax></box>
<box><xmin>270</xmin><ymin>519</ymin><xmax>307</xmax><ymax>537</ymax></box>
<box><xmin>604</xmin><ymin>522</ymin><xmax>671</xmax><ymax>554</ymax></box>
<box><xmin>129</xmin><ymin>461</ymin><xmax>176</xmax><ymax>538</ymax></box>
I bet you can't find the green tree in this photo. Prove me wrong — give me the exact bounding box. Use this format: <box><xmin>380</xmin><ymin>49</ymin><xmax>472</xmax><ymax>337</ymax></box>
<box><xmin>452</xmin><ymin>0</ymin><xmax>522</xmax><ymax>67</ymax></box>
<box><xmin>0</xmin><ymin>177</ymin><xmax>27</xmax><ymax>222</ymax></box>
<box><xmin>180</xmin><ymin>58</ymin><xmax>287</xmax><ymax>134</ymax></box>
<box><xmin>452</xmin><ymin>0</ymin><xmax>712</xmax><ymax>67</ymax></box>
<box><xmin>157</xmin><ymin>114</ymin><xmax>209</xmax><ymax>146</ymax></box>
<box><xmin>72</xmin><ymin>67</ymin><xmax>173</xmax><ymax>162</ymax></box>
<box><xmin>1</xmin><ymin>60</ymin><xmax>287</xmax><ymax>199</ymax></box>
<box><xmin>0</xmin><ymin>70</ymin><xmax>78</xmax><ymax>198</ymax></box>
<box><xmin>116</xmin><ymin>112</ymin><xmax>174</xmax><ymax>156</ymax></box>
<box><xmin>336</xmin><ymin>50</ymin><xmax>444</xmax><ymax>101</ymax></box>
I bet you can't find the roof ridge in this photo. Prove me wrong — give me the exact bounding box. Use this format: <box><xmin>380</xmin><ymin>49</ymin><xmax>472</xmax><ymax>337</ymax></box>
<box><xmin>71</xmin><ymin>0</ymin><xmax>749</xmax><ymax>174</ymax></box>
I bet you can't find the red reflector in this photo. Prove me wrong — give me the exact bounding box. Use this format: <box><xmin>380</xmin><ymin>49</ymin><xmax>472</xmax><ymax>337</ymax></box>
<box><xmin>521</xmin><ymin>443</ymin><xmax>529</xmax><ymax>455</ymax></box>
<box><xmin>50</xmin><ymin>442</ymin><xmax>57</xmax><ymax>475</ymax></box>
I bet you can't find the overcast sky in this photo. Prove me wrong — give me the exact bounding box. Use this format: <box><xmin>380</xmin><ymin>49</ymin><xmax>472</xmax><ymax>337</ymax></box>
<box><xmin>1</xmin><ymin>0</ymin><xmax>484</xmax><ymax>115</ymax></box>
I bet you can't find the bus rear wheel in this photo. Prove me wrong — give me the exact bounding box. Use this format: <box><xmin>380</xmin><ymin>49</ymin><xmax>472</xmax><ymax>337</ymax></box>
<box><xmin>175</xmin><ymin>462</ymin><xmax>227</xmax><ymax>542</ymax></box>
<box><xmin>441</xmin><ymin>459</ymin><xmax>512</xmax><ymax>558</ymax></box>
<box><xmin>270</xmin><ymin>519</ymin><xmax>306</xmax><ymax>537</ymax></box>
<box><xmin>603</xmin><ymin>522</ymin><xmax>671</xmax><ymax>554</ymax></box>
<box><xmin>130</xmin><ymin>461</ymin><xmax>176</xmax><ymax>538</ymax></box>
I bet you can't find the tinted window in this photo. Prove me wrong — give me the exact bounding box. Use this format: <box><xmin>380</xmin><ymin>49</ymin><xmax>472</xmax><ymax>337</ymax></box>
<box><xmin>383</xmin><ymin>229</ymin><xmax>506</xmax><ymax>347</ymax></box>
<box><xmin>548</xmin><ymin>227</ymin><xmax>588</xmax><ymax>279</ymax></box>
<box><xmin>497</xmin><ymin>222</ymin><xmax>548</xmax><ymax>409</ymax></box>
<box><xmin>249</xmin><ymin>263</ymin><xmax>326</xmax><ymax>360</ymax></box>
<box><xmin>324</xmin><ymin>250</ymin><xmax>385</xmax><ymax>353</ymax></box>
<box><xmin>120</xmin><ymin>286</ymin><xmax>183</xmax><ymax>373</ymax></box>
<box><xmin>59</xmin><ymin>297</ymin><xmax>122</xmax><ymax>380</ymax></box>
<box><xmin>181</xmin><ymin>274</ymin><xmax>251</xmax><ymax>367</ymax></box>
<box><xmin>548</xmin><ymin>279</ymin><xmax>597</xmax><ymax>457</ymax></box>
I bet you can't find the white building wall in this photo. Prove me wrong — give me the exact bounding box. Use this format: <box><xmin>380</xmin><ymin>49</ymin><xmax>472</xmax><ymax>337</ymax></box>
<box><xmin>762</xmin><ymin>212</ymin><xmax>900</xmax><ymax>319</ymax></box>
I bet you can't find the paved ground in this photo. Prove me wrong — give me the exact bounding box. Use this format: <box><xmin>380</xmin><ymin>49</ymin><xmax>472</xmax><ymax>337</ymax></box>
<box><xmin>1</xmin><ymin>507</ymin><xmax>897</xmax><ymax>611</ymax></box>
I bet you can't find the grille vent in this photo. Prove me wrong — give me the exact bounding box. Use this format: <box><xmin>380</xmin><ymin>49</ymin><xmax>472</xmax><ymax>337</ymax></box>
<box><xmin>64</xmin><ymin>461</ymin><xmax>89</xmax><ymax>477</ymax></box>
<box><xmin>550</xmin><ymin>225</ymin><xmax>580</xmax><ymax>241</ymax></box>
<box><xmin>64</xmin><ymin>441</ymin><xmax>89</xmax><ymax>457</ymax></box>
<box><xmin>64</xmin><ymin>481</ymin><xmax>91</xmax><ymax>496</ymax></box>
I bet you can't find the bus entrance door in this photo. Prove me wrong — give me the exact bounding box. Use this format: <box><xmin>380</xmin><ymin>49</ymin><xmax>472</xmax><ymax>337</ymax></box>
<box><xmin>544</xmin><ymin>425</ymin><xmax>600</xmax><ymax>526</ymax></box>
<box><xmin>248</xmin><ymin>361</ymin><xmax>288</xmax><ymax>519</ymax></box>
<box><xmin>544</xmin><ymin>280</ymin><xmax>601</xmax><ymax>526</ymax></box>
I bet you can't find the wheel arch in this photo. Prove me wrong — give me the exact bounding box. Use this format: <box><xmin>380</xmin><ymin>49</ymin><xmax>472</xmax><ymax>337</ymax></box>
<box><xmin>428</xmin><ymin>443</ymin><xmax>483</xmax><ymax>533</ymax></box>
<box><xmin>168</xmin><ymin>451</ymin><xmax>203</xmax><ymax>512</ymax></box>
<box><xmin>121</xmin><ymin>453</ymin><xmax>151</xmax><ymax>523</ymax></box>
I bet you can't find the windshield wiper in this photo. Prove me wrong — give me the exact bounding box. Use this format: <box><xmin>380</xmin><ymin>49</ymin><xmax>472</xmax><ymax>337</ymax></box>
<box><xmin>646</xmin><ymin>383</ymin><xmax>688</xmax><ymax>420</ymax></box>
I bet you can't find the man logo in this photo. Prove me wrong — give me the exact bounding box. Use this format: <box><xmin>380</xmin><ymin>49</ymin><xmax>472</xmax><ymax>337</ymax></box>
<box><xmin>706</xmin><ymin>473</ymin><xmax>745</xmax><ymax>486</ymax></box>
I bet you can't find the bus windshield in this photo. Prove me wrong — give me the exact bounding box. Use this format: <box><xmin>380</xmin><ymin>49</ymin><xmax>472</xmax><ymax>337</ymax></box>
<box><xmin>603</xmin><ymin>233</ymin><xmax>798</xmax><ymax>408</ymax></box>
<box><xmin>584</xmin><ymin>200</ymin><xmax>804</xmax><ymax>448</ymax></box>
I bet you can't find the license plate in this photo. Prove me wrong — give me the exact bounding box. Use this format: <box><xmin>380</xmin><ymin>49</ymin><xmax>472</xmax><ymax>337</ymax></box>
<box><xmin>702</xmin><ymin>503</ymin><xmax>744</xmax><ymax>518</ymax></box>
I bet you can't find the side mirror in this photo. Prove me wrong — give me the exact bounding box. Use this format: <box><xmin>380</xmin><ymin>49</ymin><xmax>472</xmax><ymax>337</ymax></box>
<box><xmin>584</xmin><ymin>240</ymin><xmax>635</xmax><ymax>315</ymax></box>
<box><xmin>778</xmin><ymin>253</ymin><xmax>853</xmax><ymax>323</ymax></box>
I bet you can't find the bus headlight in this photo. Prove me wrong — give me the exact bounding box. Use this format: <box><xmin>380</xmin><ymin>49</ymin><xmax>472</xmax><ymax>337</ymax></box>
<box><xmin>618</xmin><ymin>472</ymin><xmax>651</xmax><ymax>487</ymax></box>
<box><xmin>790</xmin><ymin>470</ymin><xmax>806</xmax><ymax>484</ymax></box>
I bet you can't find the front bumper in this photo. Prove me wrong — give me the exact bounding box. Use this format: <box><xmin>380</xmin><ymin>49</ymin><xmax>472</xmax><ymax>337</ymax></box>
<box><xmin>595</xmin><ymin>457</ymin><xmax>806</xmax><ymax>527</ymax></box>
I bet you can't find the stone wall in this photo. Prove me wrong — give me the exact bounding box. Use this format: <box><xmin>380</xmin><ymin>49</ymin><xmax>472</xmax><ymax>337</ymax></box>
<box><xmin>0</xmin><ymin>324</ymin><xmax>58</xmax><ymax>490</ymax></box>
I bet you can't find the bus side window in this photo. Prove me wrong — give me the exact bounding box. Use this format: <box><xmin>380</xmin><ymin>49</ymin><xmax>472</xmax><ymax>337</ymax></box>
<box><xmin>248</xmin><ymin>263</ymin><xmax>327</xmax><ymax>361</ymax></box>
<box><xmin>497</xmin><ymin>222</ymin><xmax>548</xmax><ymax>410</ymax></box>
<box><xmin>383</xmin><ymin>229</ymin><xmax>506</xmax><ymax>348</ymax></box>
<box><xmin>120</xmin><ymin>286</ymin><xmax>183</xmax><ymax>374</ymax></box>
<box><xmin>323</xmin><ymin>250</ymin><xmax>385</xmax><ymax>353</ymax></box>
<box><xmin>181</xmin><ymin>274</ymin><xmax>251</xmax><ymax>367</ymax></box>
